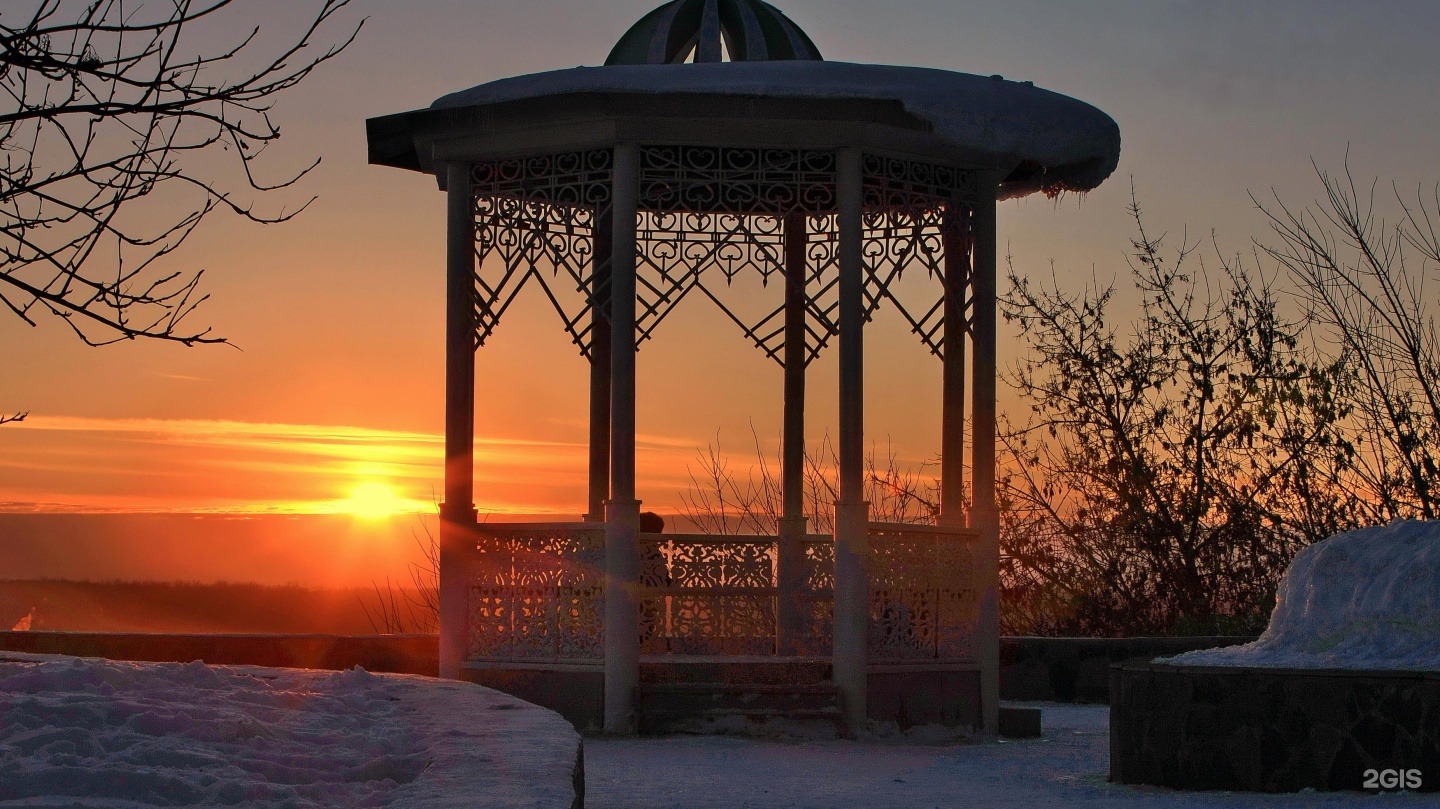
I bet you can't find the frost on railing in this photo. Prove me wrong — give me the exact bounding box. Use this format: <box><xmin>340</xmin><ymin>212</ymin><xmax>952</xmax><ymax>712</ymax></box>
<box><xmin>468</xmin><ymin>523</ymin><xmax>606</xmax><ymax>663</ymax></box>
<box><xmin>867</xmin><ymin>523</ymin><xmax>981</xmax><ymax>662</ymax></box>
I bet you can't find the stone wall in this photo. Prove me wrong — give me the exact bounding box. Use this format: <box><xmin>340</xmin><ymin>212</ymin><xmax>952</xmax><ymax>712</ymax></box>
<box><xmin>999</xmin><ymin>636</ymin><xmax>1255</xmax><ymax>703</ymax></box>
<box><xmin>1111</xmin><ymin>661</ymin><xmax>1440</xmax><ymax>792</ymax></box>
<box><xmin>0</xmin><ymin>630</ymin><xmax>438</xmax><ymax>675</ymax></box>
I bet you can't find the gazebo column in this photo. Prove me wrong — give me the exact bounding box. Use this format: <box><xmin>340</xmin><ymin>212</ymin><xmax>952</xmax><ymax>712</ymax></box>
<box><xmin>586</xmin><ymin>211</ymin><xmax>614</xmax><ymax>523</ymax></box>
<box><xmin>604</xmin><ymin>143</ymin><xmax>642</xmax><ymax>734</ymax></box>
<box><xmin>439</xmin><ymin>161</ymin><xmax>478</xmax><ymax>680</ymax></box>
<box><xmin>971</xmin><ymin>180</ymin><xmax>1001</xmax><ymax>735</ymax></box>
<box><xmin>833</xmin><ymin>148</ymin><xmax>869</xmax><ymax>729</ymax></box>
<box><xmin>777</xmin><ymin>211</ymin><xmax>808</xmax><ymax>655</ymax></box>
<box><xmin>940</xmin><ymin>203</ymin><xmax>969</xmax><ymax>528</ymax></box>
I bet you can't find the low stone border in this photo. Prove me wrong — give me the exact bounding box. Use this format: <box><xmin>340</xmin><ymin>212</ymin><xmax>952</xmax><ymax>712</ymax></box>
<box><xmin>1110</xmin><ymin>661</ymin><xmax>1440</xmax><ymax>792</ymax></box>
<box><xmin>0</xmin><ymin>631</ymin><xmax>437</xmax><ymax>675</ymax></box>
<box><xmin>1000</xmin><ymin>636</ymin><xmax>1255</xmax><ymax>703</ymax></box>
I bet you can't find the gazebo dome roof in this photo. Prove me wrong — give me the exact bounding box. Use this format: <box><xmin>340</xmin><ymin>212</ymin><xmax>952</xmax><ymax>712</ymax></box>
<box><xmin>605</xmin><ymin>0</ymin><xmax>823</xmax><ymax>65</ymax></box>
<box><xmin>366</xmin><ymin>2</ymin><xmax>1120</xmax><ymax>199</ymax></box>
<box><xmin>421</xmin><ymin>61</ymin><xmax>1119</xmax><ymax>198</ymax></box>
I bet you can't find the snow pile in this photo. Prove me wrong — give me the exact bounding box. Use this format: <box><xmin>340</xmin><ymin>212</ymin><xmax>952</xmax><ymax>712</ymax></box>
<box><xmin>429</xmin><ymin>60</ymin><xmax>1121</xmax><ymax>196</ymax></box>
<box><xmin>0</xmin><ymin>653</ymin><xmax>582</xmax><ymax>808</ymax></box>
<box><xmin>1172</xmin><ymin>521</ymin><xmax>1440</xmax><ymax>670</ymax></box>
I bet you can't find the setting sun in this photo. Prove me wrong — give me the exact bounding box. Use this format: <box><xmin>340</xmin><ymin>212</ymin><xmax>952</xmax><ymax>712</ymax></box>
<box><xmin>342</xmin><ymin>482</ymin><xmax>405</xmax><ymax>519</ymax></box>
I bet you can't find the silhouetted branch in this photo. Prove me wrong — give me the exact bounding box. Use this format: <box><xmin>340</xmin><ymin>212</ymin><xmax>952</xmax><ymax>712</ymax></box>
<box><xmin>1</xmin><ymin>0</ymin><xmax>362</xmax><ymax>346</ymax></box>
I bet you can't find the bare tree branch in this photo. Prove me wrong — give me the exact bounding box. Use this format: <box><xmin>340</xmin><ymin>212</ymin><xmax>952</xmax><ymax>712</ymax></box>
<box><xmin>1</xmin><ymin>0</ymin><xmax>362</xmax><ymax>348</ymax></box>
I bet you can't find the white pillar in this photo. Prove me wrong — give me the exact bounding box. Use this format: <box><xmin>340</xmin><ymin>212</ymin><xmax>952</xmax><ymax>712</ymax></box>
<box><xmin>971</xmin><ymin>180</ymin><xmax>1001</xmax><ymax>735</ymax></box>
<box><xmin>586</xmin><ymin>211</ymin><xmax>613</xmax><ymax>523</ymax></box>
<box><xmin>833</xmin><ymin>148</ymin><xmax>869</xmax><ymax>731</ymax></box>
<box><xmin>778</xmin><ymin>211</ymin><xmax>808</xmax><ymax>655</ymax></box>
<box><xmin>604</xmin><ymin>144</ymin><xmax>642</xmax><ymax>734</ymax></box>
<box><xmin>439</xmin><ymin>161</ymin><xmax>477</xmax><ymax>680</ymax></box>
<box><xmin>941</xmin><ymin>203</ymin><xmax>969</xmax><ymax>528</ymax></box>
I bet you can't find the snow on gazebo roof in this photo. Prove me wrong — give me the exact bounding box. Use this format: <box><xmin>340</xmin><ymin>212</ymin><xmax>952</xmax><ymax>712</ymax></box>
<box><xmin>368</xmin><ymin>1</ymin><xmax>1120</xmax><ymax>199</ymax></box>
<box><xmin>428</xmin><ymin>61</ymin><xmax>1119</xmax><ymax>197</ymax></box>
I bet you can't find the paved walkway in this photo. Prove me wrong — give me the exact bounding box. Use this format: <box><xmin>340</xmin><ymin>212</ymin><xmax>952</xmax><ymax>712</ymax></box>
<box><xmin>584</xmin><ymin>704</ymin><xmax>1431</xmax><ymax>808</ymax></box>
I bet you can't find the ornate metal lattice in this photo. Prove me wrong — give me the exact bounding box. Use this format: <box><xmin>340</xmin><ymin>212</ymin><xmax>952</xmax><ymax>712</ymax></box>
<box><xmin>862</xmin><ymin>155</ymin><xmax>977</xmax><ymax>359</ymax></box>
<box><xmin>471</xmin><ymin>151</ymin><xmax>613</xmax><ymax>358</ymax></box>
<box><xmin>794</xmin><ymin>536</ymin><xmax>835</xmax><ymax>656</ymax></box>
<box><xmin>468</xmin><ymin>524</ymin><xmax>605</xmax><ymax>662</ymax></box>
<box><xmin>639</xmin><ymin>534</ymin><xmax>779</xmax><ymax>655</ymax></box>
<box><xmin>635</xmin><ymin>147</ymin><xmax>840</xmax><ymax>366</ymax></box>
<box><xmin>867</xmin><ymin>525</ymin><xmax>981</xmax><ymax>662</ymax></box>
<box><xmin>467</xmin><ymin>148</ymin><xmax>980</xmax><ymax>367</ymax></box>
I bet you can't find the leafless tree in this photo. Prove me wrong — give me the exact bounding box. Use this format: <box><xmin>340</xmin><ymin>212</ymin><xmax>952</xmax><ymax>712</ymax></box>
<box><xmin>359</xmin><ymin>514</ymin><xmax>440</xmax><ymax>635</ymax></box>
<box><xmin>998</xmin><ymin>187</ymin><xmax>1354</xmax><ymax>636</ymax></box>
<box><xmin>680</xmin><ymin>425</ymin><xmax>941</xmax><ymax>535</ymax></box>
<box><xmin>1257</xmin><ymin>159</ymin><xmax>1440</xmax><ymax>522</ymax></box>
<box><xmin>1</xmin><ymin>0</ymin><xmax>360</xmax><ymax>349</ymax></box>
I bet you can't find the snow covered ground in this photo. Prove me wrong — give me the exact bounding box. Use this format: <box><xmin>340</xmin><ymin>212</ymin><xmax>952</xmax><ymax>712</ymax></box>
<box><xmin>7</xmin><ymin>651</ymin><xmax>1432</xmax><ymax>807</ymax></box>
<box><xmin>1173</xmin><ymin>520</ymin><xmax>1440</xmax><ymax>669</ymax></box>
<box><xmin>585</xmin><ymin>703</ymin><xmax>1434</xmax><ymax>808</ymax></box>
<box><xmin>0</xmin><ymin>652</ymin><xmax>581</xmax><ymax>808</ymax></box>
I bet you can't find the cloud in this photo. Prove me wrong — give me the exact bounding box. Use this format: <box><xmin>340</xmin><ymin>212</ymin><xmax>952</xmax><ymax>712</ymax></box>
<box><xmin>0</xmin><ymin>416</ymin><xmax>705</xmax><ymax>515</ymax></box>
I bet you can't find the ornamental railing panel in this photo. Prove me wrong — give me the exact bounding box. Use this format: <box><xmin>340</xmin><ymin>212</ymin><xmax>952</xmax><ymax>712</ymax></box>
<box><xmin>867</xmin><ymin>523</ymin><xmax>981</xmax><ymax>662</ymax></box>
<box><xmin>794</xmin><ymin>535</ymin><xmax>835</xmax><ymax>656</ymax></box>
<box><xmin>638</xmin><ymin>533</ymin><xmax>835</xmax><ymax>656</ymax></box>
<box><xmin>468</xmin><ymin>522</ymin><xmax>606</xmax><ymax>663</ymax></box>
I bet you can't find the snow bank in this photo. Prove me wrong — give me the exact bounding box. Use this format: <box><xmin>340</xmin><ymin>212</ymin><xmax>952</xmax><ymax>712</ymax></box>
<box><xmin>429</xmin><ymin>60</ymin><xmax>1120</xmax><ymax>195</ymax></box>
<box><xmin>1171</xmin><ymin>521</ymin><xmax>1440</xmax><ymax>670</ymax></box>
<box><xmin>0</xmin><ymin>653</ymin><xmax>581</xmax><ymax>808</ymax></box>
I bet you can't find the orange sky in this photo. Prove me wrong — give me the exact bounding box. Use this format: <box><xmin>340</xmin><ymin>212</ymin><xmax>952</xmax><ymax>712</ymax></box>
<box><xmin>2</xmin><ymin>0</ymin><xmax>1438</xmax><ymax>532</ymax></box>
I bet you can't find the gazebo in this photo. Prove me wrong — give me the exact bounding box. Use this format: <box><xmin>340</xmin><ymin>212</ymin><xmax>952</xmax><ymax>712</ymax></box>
<box><xmin>366</xmin><ymin>0</ymin><xmax>1118</xmax><ymax>735</ymax></box>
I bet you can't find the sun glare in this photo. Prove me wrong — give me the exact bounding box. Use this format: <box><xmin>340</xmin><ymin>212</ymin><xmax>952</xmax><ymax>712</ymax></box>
<box><xmin>342</xmin><ymin>482</ymin><xmax>404</xmax><ymax>519</ymax></box>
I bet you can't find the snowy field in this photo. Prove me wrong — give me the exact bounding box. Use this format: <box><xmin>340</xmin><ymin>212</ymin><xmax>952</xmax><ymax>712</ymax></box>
<box><xmin>586</xmin><ymin>704</ymin><xmax>1434</xmax><ymax>808</ymax></box>
<box><xmin>0</xmin><ymin>653</ymin><xmax>580</xmax><ymax>808</ymax></box>
<box><xmin>1174</xmin><ymin>520</ymin><xmax>1440</xmax><ymax>669</ymax></box>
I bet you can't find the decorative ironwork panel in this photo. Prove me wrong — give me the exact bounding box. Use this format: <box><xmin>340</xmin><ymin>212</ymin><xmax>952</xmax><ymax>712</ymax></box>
<box><xmin>795</xmin><ymin>536</ymin><xmax>835</xmax><ymax>656</ymax></box>
<box><xmin>867</xmin><ymin>525</ymin><xmax>980</xmax><ymax>662</ymax></box>
<box><xmin>634</xmin><ymin>147</ymin><xmax>838</xmax><ymax>365</ymax></box>
<box><xmin>471</xmin><ymin>151</ymin><xmax>614</xmax><ymax>358</ymax></box>
<box><xmin>862</xmin><ymin>155</ymin><xmax>976</xmax><ymax>359</ymax></box>
<box><xmin>638</xmin><ymin>534</ymin><xmax>780</xmax><ymax>655</ymax></box>
<box><xmin>469</xmin><ymin>524</ymin><xmax>605</xmax><ymax>662</ymax></box>
<box><xmin>640</xmin><ymin>147</ymin><xmax>836</xmax><ymax>216</ymax></box>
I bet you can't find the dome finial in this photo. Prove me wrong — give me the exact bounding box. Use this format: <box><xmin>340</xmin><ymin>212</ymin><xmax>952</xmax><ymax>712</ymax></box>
<box><xmin>606</xmin><ymin>0</ymin><xmax>823</xmax><ymax>66</ymax></box>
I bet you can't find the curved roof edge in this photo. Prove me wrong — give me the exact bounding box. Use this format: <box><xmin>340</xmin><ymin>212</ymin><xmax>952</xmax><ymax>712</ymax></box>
<box><xmin>373</xmin><ymin>62</ymin><xmax>1120</xmax><ymax>198</ymax></box>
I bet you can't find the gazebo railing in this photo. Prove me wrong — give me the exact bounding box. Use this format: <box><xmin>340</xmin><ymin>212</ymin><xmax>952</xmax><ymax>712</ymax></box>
<box><xmin>867</xmin><ymin>522</ymin><xmax>982</xmax><ymax>663</ymax></box>
<box><xmin>468</xmin><ymin>522</ymin><xmax>606</xmax><ymax>663</ymax></box>
<box><xmin>465</xmin><ymin>521</ymin><xmax>979</xmax><ymax>664</ymax></box>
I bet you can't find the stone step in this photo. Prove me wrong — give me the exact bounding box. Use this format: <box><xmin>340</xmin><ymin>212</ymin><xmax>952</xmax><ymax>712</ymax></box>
<box><xmin>639</xmin><ymin>656</ymin><xmax>832</xmax><ymax>685</ymax></box>
<box><xmin>636</xmin><ymin>705</ymin><xmax>845</xmax><ymax>736</ymax></box>
<box><xmin>636</xmin><ymin>680</ymin><xmax>844</xmax><ymax>736</ymax></box>
<box><xmin>637</xmin><ymin>681</ymin><xmax>840</xmax><ymax>714</ymax></box>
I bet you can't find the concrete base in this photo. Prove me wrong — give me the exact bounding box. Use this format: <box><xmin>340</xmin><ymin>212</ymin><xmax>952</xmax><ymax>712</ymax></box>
<box><xmin>1111</xmin><ymin>661</ymin><xmax>1440</xmax><ymax>792</ymax></box>
<box><xmin>460</xmin><ymin>663</ymin><xmax>606</xmax><ymax>735</ymax></box>
<box><xmin>867</xmin><ymin>664</ymin><xmax>981</xmax><ymax>730</ymax></box>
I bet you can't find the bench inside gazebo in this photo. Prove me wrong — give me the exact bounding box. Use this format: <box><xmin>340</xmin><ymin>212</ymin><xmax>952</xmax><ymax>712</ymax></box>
<box><xmin>365</xmin><ymin>0</ymin><xmax>1119</xmax><ymax>735</ymax></box>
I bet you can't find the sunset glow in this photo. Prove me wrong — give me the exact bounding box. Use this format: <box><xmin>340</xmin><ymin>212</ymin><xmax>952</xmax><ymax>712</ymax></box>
<box><xmin>339</xmin><ymin>482</ymin><xmax>407</xmax><ymax>519</ymax></box>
